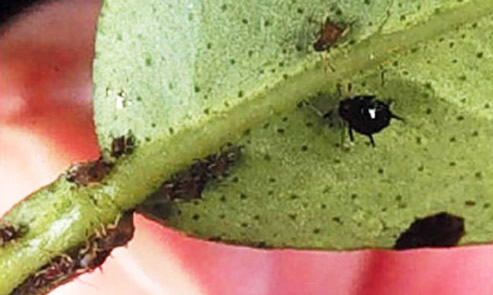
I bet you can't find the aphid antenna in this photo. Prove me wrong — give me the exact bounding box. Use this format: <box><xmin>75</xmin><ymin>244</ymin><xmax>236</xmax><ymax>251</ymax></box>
<box><xmin>380</xmin><ymin>68</ymin><xmax>387</xmax><ymax>86</ymax></box>
<box><xmin>391</xmin><ymin>112</ymin><xmax>405</xmax><ymax>122</ymax></box>
<box><xmin>375</xmin><ymin>0</ymin><xmax>395</xmax><ymax>35</ymax></box>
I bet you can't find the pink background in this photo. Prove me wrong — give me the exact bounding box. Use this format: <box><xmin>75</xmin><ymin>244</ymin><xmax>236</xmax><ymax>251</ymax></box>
<box><xmin>1</xmin><ymin>1</ymin><xmax>492</xmax><ymax>294</ymax></box>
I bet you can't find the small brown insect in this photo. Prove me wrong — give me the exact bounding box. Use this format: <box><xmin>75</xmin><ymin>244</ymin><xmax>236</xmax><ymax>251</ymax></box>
<box><xmin>78</xmin><ymin>212</ymin><xmax>135</xmax><ymax>270</ymax></box>
<box><xmin>137</xmin><ymin>144</ymin><xmax>242</xmax><ymax>221</ymax></box>
<box><xmin>0</xmin><ymin>224</ymin><xmax>21</xmax><ymax>246</ymax></box>
<box><xmin>163</xmin><ymin>144</ymin><xmax>242</xmax><ymax>201</ymax></box>
<box><xmin>11</xmin><ymin>213</ymin><xmax>135</xmax><ymax>295</ymax></box>
<box><xmin>313</xmin><ymin>18</ymin><xmax>349</xmax><ymax>52</ymax></box>
<box><xmin>202</xmin><ymin>145</ymin><xmax>242</xmax><ymax>180</ymax></box>
<box><xmin>66</xmin><ymin>157</ymin><xmax>113</xmax><ymax>186</ymax></box>
<box><xmin>111</xmin><ymin>134</ymin><xmax>135</xmax><ymax>158</ymax></box>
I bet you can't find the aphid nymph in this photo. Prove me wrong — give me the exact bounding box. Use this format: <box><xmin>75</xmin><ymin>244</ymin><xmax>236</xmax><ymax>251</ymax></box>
<box><xmin>313</xmin><ymin>18</ymin><xmax>349</xmax><ymax>52</ymax></box>
<box><xmin>111</xmin><ymin>134</ymin><xmax>135</xmax><ymax>158</ymax></box>
<box><xmin>337</xmin><ymin>95</ymin><xmax>403</xmax><ymax>146</ymax></box>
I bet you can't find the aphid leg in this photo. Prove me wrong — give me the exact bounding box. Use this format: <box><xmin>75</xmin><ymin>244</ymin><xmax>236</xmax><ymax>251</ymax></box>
<box><xmin>391</xmin><ymin>112</ymin><xmax>405</xmax><ymax>121</ymax></box>
<box><xmin>336</xmin><ymin>82</ymin><xmax>343</xmax><ymax>97</ymax></box>
<box><xmin>380</xmin><ymin>69</ymin><xmax>387</xmax><ymax>86</ymax></box>
<box><xmin>368</xmin><ymin>135</ymin><xmax>376</xmax><ymax>147</ymax></box>
<box><xmin>348</xmin><ymin>127</ymin><xmax>355</xmax><ymax>142</ymax></box>
<box><xmin>322</xmin><ymin>110</ymin><xmax>332</xmax><ymax>120</ymax></box>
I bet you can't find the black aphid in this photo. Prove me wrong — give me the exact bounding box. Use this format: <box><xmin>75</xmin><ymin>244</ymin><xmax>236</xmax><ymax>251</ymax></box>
<box><xmin>394</xmin><ymin>212</ymin><xmax>465</xmax><ymax>250</ymax></box>
<box><xmin>0</xmin><ymin>224</ymin><xmax>21</xmax><ymax>246</ymax></box>
<box><xmin>111</xmin><ymin>134</ymin><xmax>135</xmax><ymax>158</ymax></box>
<box><xmin>334</xmin><ymin>95</ymin><xmax>403</xmax><ymax>146</ymax></box>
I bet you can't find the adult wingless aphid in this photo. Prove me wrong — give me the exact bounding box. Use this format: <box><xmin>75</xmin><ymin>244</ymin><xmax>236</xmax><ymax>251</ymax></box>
<box><xmin>335</xmin><ymin>95</ymin><xmax>404</xmax><ymax>146</ymax></box>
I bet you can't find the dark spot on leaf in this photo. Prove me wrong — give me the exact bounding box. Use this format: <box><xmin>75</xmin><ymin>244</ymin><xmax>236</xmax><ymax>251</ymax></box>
<box><xmin>456</xmin><ymin>115</ymin><xmax>464</xmax><ymax>121</ymax></box>
<box><xmin>394</xmin><ymin>212</ymin><xmax>465</xmax><ymax>250</ymax></box>
<box><xmin>465</xmin><ymin>200</ymin><xmax>476</xmax><ymax>206</ymax></box>
<box><xmin>332</xmin><ymin>217</ymin><xmax>342</xmax><ymax>224</ymax></box>
<box><xmin>145</xmin><ymin>57</ymin><xmax>152</xmax><ymax>66</ymax></box>
<box><xmin>301</xmin><ymin>145</ymin><xmax>308</xmax><ymax>151</ymax></box>
<box><xmin>475</xmin><ymin>172</ymin><xmax>482</xmax><ymax>179</ymax></box>
<box><xmin>192</xmin><ymin>214</ymin><xmax>200</xmax><ymax>221</ymax></box>
<box><xmin>288</xmin><ymin>213</ymin><xmax>297</xmax><ymax>220</ymax></box>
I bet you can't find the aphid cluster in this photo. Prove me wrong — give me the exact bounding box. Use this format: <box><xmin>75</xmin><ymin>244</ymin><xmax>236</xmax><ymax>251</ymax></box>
<box><xmin>12</xmin><ymin>212</ymin><xmax>135</xmax><ymax>295</ymax></box>
<box><xmin>313</xmin><ymin>18</ymin><xmax>349</xmax><ymax>52</ymax></box>
<box><xmin>137</xmin><ymin>145</ymin><xmax>242</xmax><ymax>220</ymax></box>
<box><xmin>66</xmin><ymin>157</ymin><xmax>113</xmax><ymax>186</ymax></box>
<box><xmin>336</xmin><ymin>95</ymin><xmax>403</xmax><ymax>146</ymax></box>
<box><xmin>394</xmin><ymin>212</ymin><xmax>465</xmax><ymax>250</ymax></box>
<box><xmin>153</xmin><ymin>144</ymin><xmax>241</xmax><ymax>202</ymax></box>
<box><xmin>0</xmin><ymin>224</ymin><xmax>21</xmax><ymax>246</ymax></box>
<box><xmin>111</xmin><ymin>134</ymin><xmax>135</xmax><ymax>158</ymax></box>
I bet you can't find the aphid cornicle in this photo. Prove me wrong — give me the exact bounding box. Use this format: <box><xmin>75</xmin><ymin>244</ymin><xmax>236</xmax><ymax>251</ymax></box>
<box><xmin>334</xmin><ymin>95</ymin><xmax>403</xmax><ymax>146</ymax></box>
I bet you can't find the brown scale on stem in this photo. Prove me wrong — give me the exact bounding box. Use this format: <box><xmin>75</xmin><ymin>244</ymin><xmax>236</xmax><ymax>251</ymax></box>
<box><xmin>10</xmin><ymin>212</ymin><xmax>135</xmax><ymax>295</ymax></box>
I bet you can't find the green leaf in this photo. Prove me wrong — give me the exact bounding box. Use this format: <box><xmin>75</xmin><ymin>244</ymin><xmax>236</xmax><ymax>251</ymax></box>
<box><xmin>93</xmin><ymin>0</ymin><xmax>493</xmax><ymax>249</ymax></box>
<box><xmin>1</xmin><ymin>0</ymin><xmax>493</xmax><ymax>293</ymax></box>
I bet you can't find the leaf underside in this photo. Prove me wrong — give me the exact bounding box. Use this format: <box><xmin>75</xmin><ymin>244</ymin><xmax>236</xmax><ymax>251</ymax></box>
<box><xmin>93</xmin><ymin>0</ymin><xmax>493</xmax><ymax>249</ymax></box>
